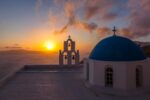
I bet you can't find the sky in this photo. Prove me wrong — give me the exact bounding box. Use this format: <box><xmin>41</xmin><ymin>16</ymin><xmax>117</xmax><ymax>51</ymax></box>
<box><xmin>0</xmin><ymin>0</ymin><xmax>150</xmax><ymax>58</ymax></box>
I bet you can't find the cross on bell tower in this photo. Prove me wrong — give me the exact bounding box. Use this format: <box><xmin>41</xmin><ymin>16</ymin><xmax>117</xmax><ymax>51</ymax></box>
<box><xmin>59</xmin><ymin>35</ymin><xmax>80</xmax><ymax>65</ymax></box>
<box><xmin>68</xmin><ymin>35</ymin><xmax>71</xmax><ymax>39</ymax></box>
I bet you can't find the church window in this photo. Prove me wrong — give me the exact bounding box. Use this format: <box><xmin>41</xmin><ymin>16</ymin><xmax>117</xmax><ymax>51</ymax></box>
<box><xmin>68</xmin><ymin>41</ymin><xmax>71</xmax><ymax>51</ymax></box>
<box><xmin>63</xmin><ymin>52</ymin><xmax>68</xmax><ymax>64</ymax></box>
<box><xmin>105</xmin><ymin>67</ymin><xmax>113</xmax><ymax>87</ymax></box>
<box><xmin>72</xmin><ymin>52</ymin><xmax>75</xmax><ymax>64</ymax></box>
<box><xmin>136</xmin><ymin>65</ymin><xmax>142</xmax><ymax>88</ymax></box>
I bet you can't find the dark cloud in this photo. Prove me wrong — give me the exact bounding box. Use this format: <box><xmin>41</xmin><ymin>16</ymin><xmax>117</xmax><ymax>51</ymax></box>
<box><xmin>52</xmin><ymin>0</ymin><xmax>122</xmax><ymax>35</ymax></box>
<box><xmin>126</xmin><ymin>0</ymin><xmax>150</xmax><ymax>38</ymax></box>
<box><xmin>37</xmin><ymin>0</ymin><xmax>150</xmax><ymax>38</ymax></box>
<box><xmin>83</xmin><ymin>0</ymin><xmax>150</xmax><ymax>38</ymax></box>
<box><xmin>53</xmin><ymin>1</ymin><xmax>75</xmax><ymax>34</ymax></box>
<box><xmin>119</xmin><ymin>28</ymin><xmax>133</xmax><ymax>38</ymax></box>
<box><xmin>53</xmin><ymin>25</ymin><xmax>68</xmax><ymax>34</ymax></box>
<box><xmin>102</xmin><ymin>12</ymin><xmax>118</xmax><ymax>21</ymax></box>
<box><xmin>97</xmin><ymin>27</ymin><xmax>112</xmax><ymax>37</ymax></box>
<box><xmin>76</xmin><ymin>21</ymin><xmax>98</xmax><ymax>33</ymax></box>
<box><xmin>53</xmin><ymin>1</ymin><xmax>98</xmax><ymax>34</ymax></box>
<box><xmin>97</xmin><ymin>27</ymin><xmax>111</xmax><ymax>34</ymax></box>
<box><xmin>4</xmin><ymin>44</ymin><xmax>22</xmax><ymax>50</ymax></box>
<box><xmin>84</xmin><ymin>5</ymin><xmax>100</xmax><ymax>20</ymax></box>
<box><xmin>64</xmin><ymin>1</ymin><xmax>76</xmax><ymax>25</ymax></box>
<box><xmin>84</xmin><ymin>0</ymin><xmax>117</xmax><ymax>20</ymax></box>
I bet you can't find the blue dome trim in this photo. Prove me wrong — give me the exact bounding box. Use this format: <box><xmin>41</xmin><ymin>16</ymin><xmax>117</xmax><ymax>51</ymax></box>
<box><xmin>89</xmin><ymin>35</ymin><xmax>146</xmax><ymax>61</ymax></box>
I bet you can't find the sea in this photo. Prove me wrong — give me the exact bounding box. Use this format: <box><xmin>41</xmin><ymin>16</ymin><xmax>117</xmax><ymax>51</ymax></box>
<box><xmin>0</xmin><ymin>51</ymin><xmax>58</xmax><ymax>79</ymax></box>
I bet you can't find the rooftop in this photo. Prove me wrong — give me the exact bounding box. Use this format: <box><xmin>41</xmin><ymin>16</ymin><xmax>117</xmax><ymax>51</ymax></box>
<box><xmin>89</xmin><ymin>35</ymin><xmax>146</xmax><ymax>61</ymax></box>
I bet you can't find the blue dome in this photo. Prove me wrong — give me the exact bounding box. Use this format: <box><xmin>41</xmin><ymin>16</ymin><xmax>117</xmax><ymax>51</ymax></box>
<box><xmin>89</xmin><ymin>35</ymin><xmax>146</xmax><ymax>61</ymax></box>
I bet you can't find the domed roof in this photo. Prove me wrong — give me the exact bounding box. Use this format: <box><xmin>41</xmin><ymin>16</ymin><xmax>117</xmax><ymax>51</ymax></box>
<box><xmin>89</xmin><ymin>35</ymin><xmax>146</xmax><ymax>61</ymax></box>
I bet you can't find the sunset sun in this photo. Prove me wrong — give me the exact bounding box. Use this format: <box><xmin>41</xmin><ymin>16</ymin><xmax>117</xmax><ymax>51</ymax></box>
<box><xmin>47</xmin><ymin>43</ymin><xmax>53</xmax><ymax>50</ymax></box>
<box><xmin>45</xmin><ymin>41</ymin><xmax>55</xmax><ymax>51</ymax></box>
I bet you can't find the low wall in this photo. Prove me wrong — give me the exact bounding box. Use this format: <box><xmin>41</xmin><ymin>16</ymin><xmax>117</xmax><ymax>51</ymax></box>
<box><xmin>0</xmin><ymin>64</ymin><xmax>83</xmax><ymax>87</ymax></box>
<box><xmin>22</xmin><ymin>64</ymin><xmax>83</xmax><ymax>71</ymax></box>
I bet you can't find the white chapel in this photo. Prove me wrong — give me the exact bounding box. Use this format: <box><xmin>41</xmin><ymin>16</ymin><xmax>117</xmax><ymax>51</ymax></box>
<box><xmin>84</xmin><ymin>27</ymin><xmax>150</xmax><ymax>95</ymax></box>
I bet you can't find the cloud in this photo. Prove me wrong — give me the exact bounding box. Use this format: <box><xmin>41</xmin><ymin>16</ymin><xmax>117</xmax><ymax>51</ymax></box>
<box><xmin>48</xmin><ymin>11</ymin><xmax>58</xmax><ymax>25</ymax></box>
<box><xmin>126</xmin><ymin>0</ymin><xmax>150</xmax><ymax>38</ymax></box>
<box><xmin>119</xmin><ymin>28</ymin><xmax>133</xmax><ymax>38</ymax></box>
<box><xmin>97</xmin><ymin>27</ymin><xmax>111</xmax><ymax>34</ymax></box>
<box><xmin>40</xmin><ymin>0</ymin><xmax>150</xmax><ymax>39</ymax></box>
<box><xmin>5</xmin><ymin>44</ymin><xmax>22</xmax><ymax>49</ymax></box>
<box><xmin>83</xmin><ymin>0</ymin><xmax>150</xmax><ymax>38</ymax></box>
<box><xmin>76</xmin><ymin>21</ymin><xmax>97</xmax><ymax>32</ymax></box>
<box><xmin>97</xmin><ymin>27</ymin><xmax>111</xmax><ymax>37</ymax></box>
<box><xmin>52</xmin><ymin>0</ymin><xmax>124</xmax><ymax>35</ymax></box>
<box><xmin>53</xmin><ymin>1</ymin><xmax>75</xmax><ymax>34</ymax></box>
<box><xmin>96</xmin><ymin>27</ymin><xmax>134</xmax><ymax>38</ymax></box>
<box><xmin>84</xmin><ymin>4</ymin><xmax>100</xmax><ymax>20</ymax></box>
<box><xmin>5</xmin><ymin>46</ymin><xmax>22</xmax><ymax>49</ymax></box>
<box><xmin>84</xmin><ymin>0</ymin><xmax>118</xmax><ymax>20</ymax></box>
<box><xmin>102</xmin><ymin>12</ymin><xmax>118</xmax><ymax>21</ymax></box>
<box><xmin>53</xmin><ymin>17</ymin><xmax>98</xmax><ymax>34</ymax></box>
<box><xmin>53</xmin><ymin>1</ymin><xmax>98</xmax><ymax>34</ymax></box>
<box><xmin>53</xmin><ymin>25</ymin><xmax>68</xmax><ymax>34</ymax></box>
<box><xmin>84</xmin><ymin>0</ymin><xmax>102</xmax><ymax>19</ymax></box>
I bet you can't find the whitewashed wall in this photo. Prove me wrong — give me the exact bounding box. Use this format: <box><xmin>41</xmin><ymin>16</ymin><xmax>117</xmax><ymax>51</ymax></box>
<box><xmin>84</xmin><ymin>58</ymin><xmax>150</xmax><ymax>91</ymax></box>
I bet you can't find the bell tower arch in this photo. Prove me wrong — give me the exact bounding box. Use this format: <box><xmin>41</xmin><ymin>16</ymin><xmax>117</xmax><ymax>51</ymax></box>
<box><xmin>59</xmin><ymin>35</ymin><xmax>80</xmax><ymax>65</ymax></box>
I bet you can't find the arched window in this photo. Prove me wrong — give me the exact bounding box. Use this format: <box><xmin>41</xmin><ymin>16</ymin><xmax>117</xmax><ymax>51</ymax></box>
<box><xmin>105</xmin><ymin>67</ymin><xmax>113</xmax><ymax>87</ymax></box>
<box><xmin>136</xmin><ymin>66</ymin><xmax>142</xmax><ymax>88</ymax></box>
<box><xmin>67</xmin><ymin>40</ymin><xmax>71</xmax><ymax>51</ymax></box>
<box><xmin>71</xmin><ymin>52</ymin><xmax>75</xmax><ymax>64</ymax></box>
<box><xmin>63</xmin><ymin>52</ymin><xmax>68</xmax><ymax>64</ymax></box>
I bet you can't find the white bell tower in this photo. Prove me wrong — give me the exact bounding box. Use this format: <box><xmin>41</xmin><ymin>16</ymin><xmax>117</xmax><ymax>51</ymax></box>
<box><xmin>59</xmin><ymin>35</ymin><xmax>80</xmax><ymax>65</ymax></box>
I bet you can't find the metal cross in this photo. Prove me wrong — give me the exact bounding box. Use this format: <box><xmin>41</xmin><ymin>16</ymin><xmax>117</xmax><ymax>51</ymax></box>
<box><xmin>68</xmin><ymin>35</ymin><xmax>71</xmax><ymax>39</ymax></box>
<box><xmin>112</xmin><ymin>26</ymin><xmax>117</xmax><ymax>36</ymax></box>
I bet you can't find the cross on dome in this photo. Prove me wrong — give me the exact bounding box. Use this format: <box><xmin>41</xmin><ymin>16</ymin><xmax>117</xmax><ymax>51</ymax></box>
<box><xmin>112</xmin><ymin>26</ymin><xmax>117</xmax><ymax>36</ymax></box>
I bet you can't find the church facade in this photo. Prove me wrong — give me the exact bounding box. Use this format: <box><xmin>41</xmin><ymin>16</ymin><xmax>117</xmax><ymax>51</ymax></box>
<box><xmin>84</xmin><ymin>28</ymin><xmax>150</xmax><ymax>95</ymax></box>
<box><xmin>59</xmin><ymin>36</ymin><xmax>80</xmax><ymax>65</ymax></box>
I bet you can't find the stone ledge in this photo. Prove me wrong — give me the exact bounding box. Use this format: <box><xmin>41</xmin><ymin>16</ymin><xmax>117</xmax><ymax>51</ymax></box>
<box><xmin>22</xmin><ymin>64</ymin><xmax>83</xmax><ymax>71</ymax></box>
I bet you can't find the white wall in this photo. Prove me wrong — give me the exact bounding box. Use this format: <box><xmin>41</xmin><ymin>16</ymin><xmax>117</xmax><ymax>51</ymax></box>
<box><xmin>89</xmin><ymin>60</ymin><xmax>94</xmax><ymax>85</ymax></box>
<box><xmin>126</xmin><ymin>59</ymin><xmax>150</xmax><ymax>90</ymax></box>
<box><xmin>83</xmin><ymin>58</ymin><xmax>88</xmax><ymax>80</ymax></box>
<box><xmin>84</xmin><ymin>58</ymin><xmax>150</xmax><ymax>91</ymax></box>
<box><xmin>91</xmin><ymin>60</ymin><xmax>128</xmax><ymax>90</ymax></box>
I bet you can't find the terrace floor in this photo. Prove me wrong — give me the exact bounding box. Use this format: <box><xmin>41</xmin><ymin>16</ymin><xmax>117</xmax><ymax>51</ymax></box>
<box><xmin>0</xmin><ymin>67</ymin><xmax>150</xmax><ymax>100</ymax></box>
<box><xmin>0</xmin><ymin>70</ymin><xmax>99</xmax><ymax>100</ymax></box>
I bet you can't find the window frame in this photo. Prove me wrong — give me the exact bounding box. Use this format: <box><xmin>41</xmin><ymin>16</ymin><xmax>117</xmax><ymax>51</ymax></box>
<box><xmin>136</xmin><ymin>65</ymin><xmax>142</xmax><ymax>88</ymax></box>
<box><xmin>105</xmin><ymin>65</ymin><xmax>113</xmax><ymax>87</ymax></box>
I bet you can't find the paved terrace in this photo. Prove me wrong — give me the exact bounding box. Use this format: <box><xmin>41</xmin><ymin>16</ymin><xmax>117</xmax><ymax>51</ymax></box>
<box><xmin>1</xmin><ymin>65</ymin><xmax>150</xmax><ymax>100</ymax></box>
<box><xmin>0</xmin><ymin>67</ymin><xmax>99</xmax><ymax>100</ymax></box>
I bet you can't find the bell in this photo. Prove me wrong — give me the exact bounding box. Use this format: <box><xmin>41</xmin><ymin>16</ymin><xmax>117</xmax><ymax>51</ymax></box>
<box><xmin>65</xmin><ymin>55</ymin><xmax>67</xmax><ymax>59</ymax></box>
<box><xmin>72</xmin><ymin>55</ymin><xmax>75</xmax><ymax>60</ymax></box>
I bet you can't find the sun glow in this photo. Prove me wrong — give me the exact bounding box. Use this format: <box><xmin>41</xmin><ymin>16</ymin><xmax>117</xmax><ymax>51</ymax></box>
<box><xmin>45</xmin><ymin>41</ymin><xmax>55</xmax><ymax>51</ymax></box>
